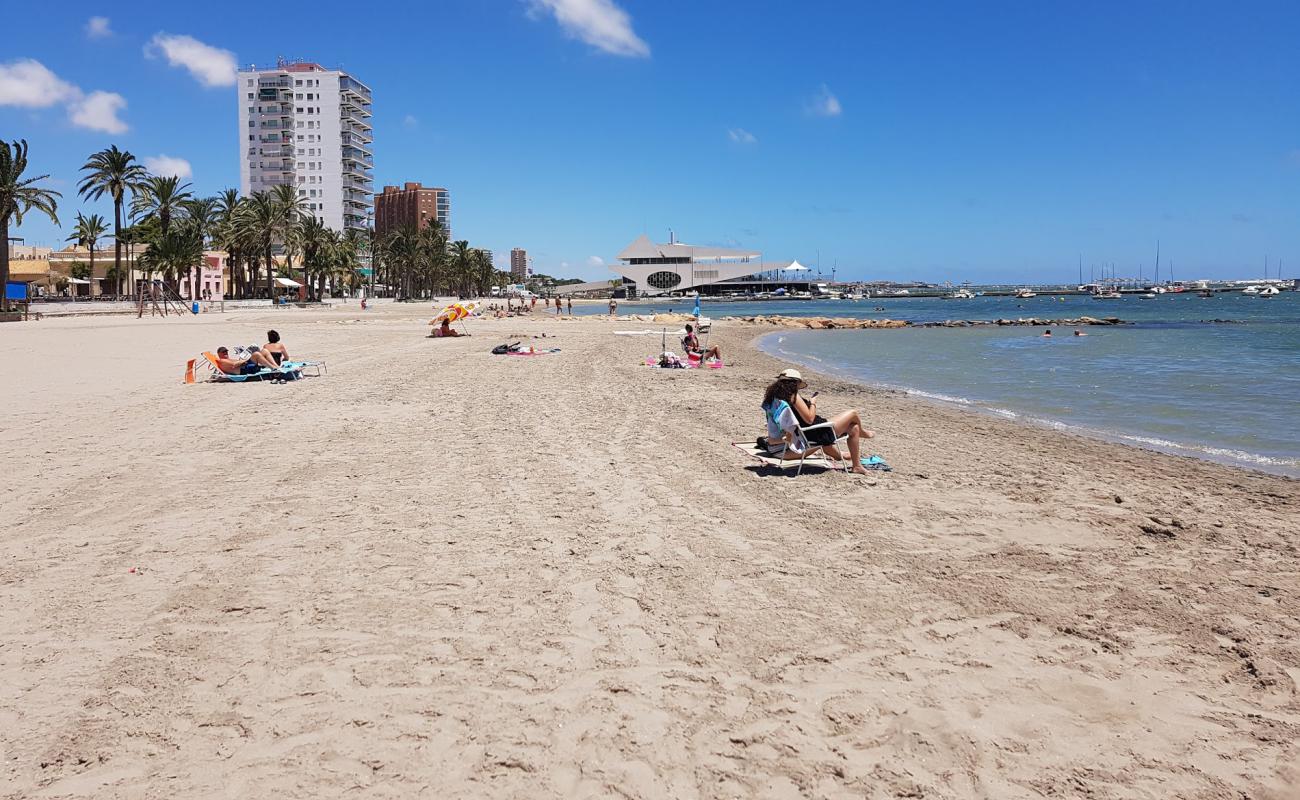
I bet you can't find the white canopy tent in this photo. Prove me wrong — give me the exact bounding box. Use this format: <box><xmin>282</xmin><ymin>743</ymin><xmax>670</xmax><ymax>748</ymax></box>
<box><xmin>782</xmin><ymin>260</ymin><xmax>811</xmax><ymax>272</ymax></box>
<box><xmin>274</xmin><ymin>277</ymin><xmax>302</xmax><ymax>288</ymax></box>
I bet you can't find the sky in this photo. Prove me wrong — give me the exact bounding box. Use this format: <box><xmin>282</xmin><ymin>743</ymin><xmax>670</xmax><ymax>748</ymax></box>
<box><xmin>2</xmin><ymin>0</ymin><xmax>1298</xmax><ymax>284</ymax></box>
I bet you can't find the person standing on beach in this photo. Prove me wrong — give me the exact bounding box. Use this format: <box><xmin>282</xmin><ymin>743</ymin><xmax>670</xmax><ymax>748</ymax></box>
<box><xmin>566</xmin><ymin>297</ymin><xmax>572</xmax><ymax>315</ymax></box>
<box><xmin>609</xmin><ymin>298</ymin><xmax>618</xmax><ymax>317</ymax></box>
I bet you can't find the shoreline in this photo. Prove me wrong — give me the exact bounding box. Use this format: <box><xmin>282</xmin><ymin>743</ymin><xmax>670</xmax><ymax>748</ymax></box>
<box><xmin>2</xmin><ymin>306</ymin><xmax>1297</xmax><ymax>798</ymax></box>
<box><xmin>752</xmin><ymin>329</ymin><xmax>1300</xmax><ymax>480</ymax></box>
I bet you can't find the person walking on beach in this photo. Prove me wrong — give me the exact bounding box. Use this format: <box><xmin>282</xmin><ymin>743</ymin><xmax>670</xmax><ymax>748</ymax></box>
<box><xmin>763</xmin><ymin>369</ymin><xmax>874</xmax><ymax>475</ymax></box>
<box><xmin>609</xmin><ymin>298</ymin><xmax>618</xmax><ymax>317</ymax></box>
<box><xmin>566</xmin><ymin>297</ymin><xmax>572</xmax><ymax>315</ymax></box>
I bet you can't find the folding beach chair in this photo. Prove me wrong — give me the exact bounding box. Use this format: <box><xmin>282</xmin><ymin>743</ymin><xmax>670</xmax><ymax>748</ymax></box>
<box><xmin>746</xmin><ymin>401</ymin><xmax>852</xmax><ymax>476</ymax></box>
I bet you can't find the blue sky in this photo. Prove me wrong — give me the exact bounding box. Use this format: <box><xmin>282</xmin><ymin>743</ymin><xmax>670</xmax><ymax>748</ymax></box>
<box><xmin>3</xmin><ymin>0</ymin><xmax>1298</xmax><ymax>283</ymax></box>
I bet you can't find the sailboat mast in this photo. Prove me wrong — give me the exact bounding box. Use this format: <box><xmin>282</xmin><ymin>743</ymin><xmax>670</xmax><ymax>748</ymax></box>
<box><xmin>1154</xmin><ymin>240</ymin><xmax>1160</xmax><ymax>285</ymax></box>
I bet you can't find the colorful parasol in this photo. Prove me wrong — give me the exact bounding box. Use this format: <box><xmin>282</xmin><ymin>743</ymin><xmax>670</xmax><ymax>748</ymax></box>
<box><xmin>431</xmin><ymin>301</ymin><xmax>479</xmax><ymax>325</ymax></box>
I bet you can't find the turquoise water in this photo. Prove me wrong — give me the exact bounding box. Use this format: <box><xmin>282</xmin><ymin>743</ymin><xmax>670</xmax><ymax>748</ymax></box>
<box><xmin>723</xmin><ymin>292</ymin><xmax>1299</xmax><ymax>476</ymax></box>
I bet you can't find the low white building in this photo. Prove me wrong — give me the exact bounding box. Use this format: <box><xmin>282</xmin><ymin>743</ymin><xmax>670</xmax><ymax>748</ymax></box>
<box><xmin>611</xmin><ymin>235</ymin><xmax>763</xmax><ymax>296</ymax></box>
<box><xmin>610</xmin><ymin>235</ymin><xmax>817</xmax><ymax>297</ymax></box>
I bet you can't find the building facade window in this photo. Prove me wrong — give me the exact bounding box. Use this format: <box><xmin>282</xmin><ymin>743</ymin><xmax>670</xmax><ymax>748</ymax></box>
<box><xmin>646</xmin><ymin>271</ymin><xmax>683</xmax><ymax>290</ymax></box>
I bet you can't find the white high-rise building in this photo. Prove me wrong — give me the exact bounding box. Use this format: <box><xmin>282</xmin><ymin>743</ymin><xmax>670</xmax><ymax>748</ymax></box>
<box><xmin>237</xmin><ymin>60</ymin><xmax>373</xmax><ymax>233</ymax></box>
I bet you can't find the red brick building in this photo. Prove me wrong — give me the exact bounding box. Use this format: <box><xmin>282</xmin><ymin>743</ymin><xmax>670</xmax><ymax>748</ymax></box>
<box><xmin>374</xmin><ymin>182</ymin><xmax>450</xmax><ymax>238</ymax></box>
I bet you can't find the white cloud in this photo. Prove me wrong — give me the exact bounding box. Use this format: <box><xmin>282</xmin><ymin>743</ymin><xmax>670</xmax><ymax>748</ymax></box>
<box><xmin>146</xmin><ymin>33</ymin><xmax>237</xmax><ymax>87</ymax></box>
<box><xmin>402</xmin><ymin>114</ymin><xmax>418</xmax><ymax>129</ymax></box>
<box><xmin>0</xmin><ymin>59</ymin><xmax>79</xmax><ymax>108</ymax></box>
<box><xmin>728</xmin><ymin>127</ymin><xmax>757</xmax><ymax>144</ymax></box>
<box><xmin>586</xmin><ymin>255</ymin><xmax>605</xmax><ymax>268</ymax></box>
<box><xmin>143</xmin><ymin>154</ymin><xmax>192</xmax><ymax>179</ymax></box>
<box><xmin>0</xmin><ymin>58</ymin><xmax>127</xmax><ymax>132</ymax></box>
<box><xmin>808</xmin><ymin>84</ymin><xmax>842</xmax><ymax>117</ymax></box>
<box><xmin>528</xmin><ymin>0</ymin><xmax>650</xmax><ymax>57</ymax></box>
<box><xmin>67</xmin><ymin>90</ymin><xmax>128</xmax><ymax>134</ymax></box>
<box><xmin>85</xmin><ymin>17</ymin><xmax>113</xmax><ymax>39</ymax></box>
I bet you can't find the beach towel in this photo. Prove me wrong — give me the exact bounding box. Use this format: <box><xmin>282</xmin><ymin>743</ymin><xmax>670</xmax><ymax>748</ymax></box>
<box><xmin>861</xmin><ymin>455</ymin><xmax>892</xmax><ymax>471</ymax></box>
<box><xmin>730</xmin><ymin>441</ymin><xmax>838</xmax><ymax>470</ymax></box>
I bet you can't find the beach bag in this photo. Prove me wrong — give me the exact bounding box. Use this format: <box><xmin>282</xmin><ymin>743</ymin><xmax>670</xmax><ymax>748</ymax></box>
<box><xmin>491</xmin><ymin>341</ymin><xmax>522</xmax><ymax>355</ymax></box>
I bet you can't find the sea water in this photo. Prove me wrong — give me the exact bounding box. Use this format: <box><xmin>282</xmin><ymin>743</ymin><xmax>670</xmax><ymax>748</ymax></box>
<box><xmin>592</xmin><ymin>292</ymin><xmax>1300</xmax><ymax>476</ymax></box>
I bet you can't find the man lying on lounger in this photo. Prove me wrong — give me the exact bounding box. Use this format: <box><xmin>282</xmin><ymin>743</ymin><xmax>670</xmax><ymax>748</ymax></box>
<box><xmin>215</xmin><ymin>346</ymin><xmax>280</xmax><ymax>376</ymax></box>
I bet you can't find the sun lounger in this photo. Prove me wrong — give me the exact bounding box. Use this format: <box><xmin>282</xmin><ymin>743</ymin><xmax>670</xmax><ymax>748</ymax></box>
<box><xmin>187</xmin><ymin>352</ymin><xmax>323</xmax><ymax>384</ymax></box>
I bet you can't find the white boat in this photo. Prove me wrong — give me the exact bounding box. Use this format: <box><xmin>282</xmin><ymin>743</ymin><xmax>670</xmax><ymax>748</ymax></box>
<box><xmin>1151</xmin><ymin>286</ymin><xmax>1167</xmax><ymax>294</ymax></box>
<box><xmin>1257</xmin><ymin>286</ymin><xmax>1280</xmax><ymax>297</ymax></box>
<box><xmin>1014</xmin><ymin>288</ymin><xmax>1037</xmax><ymax>298</ymax></box>
<box><xmin>1139</xmin><ymin>292</ymin><xmax>1156</xmax><ymax>299</ymax></box>
<box><xmin>1091</xmin><ymin>291</ymin><xmax>1123</xmax><ymax>300</ymax></box>
<box><xmin>942</xmin><ymin>289</ymin><xmax>975</xmax><ymax>300</ymax></box>
<box><xmin>1242</xmin><ymin>285</ymin><xmax>1261</xmax><ymax>295</ymax></box>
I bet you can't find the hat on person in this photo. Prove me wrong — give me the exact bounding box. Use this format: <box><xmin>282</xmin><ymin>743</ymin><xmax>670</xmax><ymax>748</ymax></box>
<box><xmin>776</xmin><ymin>368</ymin><xmax>808</xmax><ymax>388</ymax></box>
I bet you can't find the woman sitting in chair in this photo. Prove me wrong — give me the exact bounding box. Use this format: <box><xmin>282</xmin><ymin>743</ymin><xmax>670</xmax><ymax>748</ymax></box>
<box><xmin>762</xmin><ymin>369</ymin><xmax>874</xmax><ymax>475</ymax></box>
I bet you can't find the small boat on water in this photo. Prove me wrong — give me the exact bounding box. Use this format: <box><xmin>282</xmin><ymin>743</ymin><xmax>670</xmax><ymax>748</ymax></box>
<box><xmin>943</xmin><ymin>289</ymin><xmax>975</xmax><ymax>300</ymax></box>
<box><xmin>1242</xmin><ymin>285</ymin><xmax>1261</xmax><ymax>295</ymax></box>
<box><xmin>1139</xmin><ymin>292</ymin><xmax>1157</xmax><ymax>299</ymax></box>
<box><xmin>1091</xmin><ymin>290</ymin><xmax>1123</xmax><ymax>300</ymax></box>
<box><xmin>1258</xmin><ymin>286</ymin><xmax>1281</xmax><ymax>297</ymax></box>
<box><xmin>1014</xmin><ymin>288</ymin><xmax>1037</xmax><ymax>299</ymax></box>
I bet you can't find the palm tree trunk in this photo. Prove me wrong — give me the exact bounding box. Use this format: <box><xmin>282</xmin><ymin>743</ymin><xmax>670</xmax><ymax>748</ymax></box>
<box><xmin>266</xmin><ymin>247</ymin><xmax>274</xmax><ymax>300</ymax></box>
<box><xmin>1</xmin><ymin>216</ymin><xmax>10</xmax><ymax>313</ymax></box>
<box><xmin>89</xmin><ymin>249</ymin><xmax>96</xmax><ymax>298</ymax></box>
<box><xmin>113</xmin><ymin>200</ymin><xmax>123</xmax><ymax>297</ymax></box>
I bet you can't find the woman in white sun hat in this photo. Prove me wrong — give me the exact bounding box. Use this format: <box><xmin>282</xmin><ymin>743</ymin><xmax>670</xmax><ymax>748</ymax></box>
<box><xmin>761</xmin><ymin>368</ymin><xmax>875</xmax><ymax>474</ymax></box>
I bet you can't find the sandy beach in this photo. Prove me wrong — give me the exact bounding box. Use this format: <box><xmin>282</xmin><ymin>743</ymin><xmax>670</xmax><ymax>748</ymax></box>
<box><xmin>1</xmin><ymin>301</ymin><xmax>1297</xmax><ymax>799</ymax></box>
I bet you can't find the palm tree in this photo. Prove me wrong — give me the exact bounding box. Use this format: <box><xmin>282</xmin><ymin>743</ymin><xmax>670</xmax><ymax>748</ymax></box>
<box><xmin>180</xmin><ymin>197</ymin><xmax>219</xmax><ymax>299</ymax></box>
<box><xmin>419</xmin><ymin>221</ymin><xmax>448</xmax><ymax>298</ymax></box>
<box><xmin>270</xmin><ymin>184</ymin><xmax>306</xmax><ymax>298</ymax></box>
<box><xmin>235</xmin><ymin>191</ymin><xmax>280</xmax><ymax>299</ymax></box>
<box><xmin>131</xmin><ymin>175</ymin><xmax>192</xmax><ymax>237</ymax></box>
<box><xmin>295</xmin><ymin>215</ymin><xmax>332</xmax><ymax>300</ymax></box>
<box><xmin>449</xmin><ymin>240</ymin><xmax>474</xmax><ymax>298</ymax></box>
<box><xmin>212</xmin><ymin>189</ymin><xmax>247</xmax><ymax>298</ymax></box>
<box><xmin>77</xmin><ymin>146</ymin><xmax>145</xmax><ymax>295</ymax></box>
<box><xmin>138</xmin><ymin>219</ymin><xmax>204</xmax><ymax>289</ymax></box>
<box><xmin>65</xmin><ymin>212</ymin><xmax>109</xmax><ymax>295</ymax></box>
<box><xmin>1</xmin><ymin>140</ymin><xmax>61</xmax><ymax>312</ymax></box>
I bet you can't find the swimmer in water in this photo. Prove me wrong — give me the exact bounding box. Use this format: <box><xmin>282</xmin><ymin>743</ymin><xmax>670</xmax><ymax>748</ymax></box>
<box><xmin>1074</xmin><ymin>329</ymin><xmax>1087</xmax><ymax>336</ymax></box>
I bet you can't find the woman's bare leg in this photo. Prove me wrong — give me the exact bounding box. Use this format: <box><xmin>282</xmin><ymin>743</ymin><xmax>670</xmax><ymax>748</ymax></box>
<box><xmin>830</xmin><ymin>410</ymin><xmax>874</xmax><ymax>474</ymax></box>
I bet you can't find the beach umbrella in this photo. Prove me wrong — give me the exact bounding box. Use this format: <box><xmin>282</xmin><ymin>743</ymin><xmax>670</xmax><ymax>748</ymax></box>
<box><xmin>430</xmin><ymin>300</ymin><xmax>479</xmax><ymax>333</ymax></box>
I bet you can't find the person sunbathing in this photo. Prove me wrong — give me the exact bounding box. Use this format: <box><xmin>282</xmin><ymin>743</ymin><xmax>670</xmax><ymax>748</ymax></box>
<box><xmin>682</xmin><ymin>324</ymin><xmax>722</xmax><ymax>363</ymax></box>
<box><xmin>263</xmin><ymin>329</ymin><xmax>290</xmax><ymax>365</ymax></box>
<box><xmin>430</xmin><ymin>318</ymin><xmax>462</xmax><ymax>337</ymax></box>
<box><xmin>216</xmin><ymin>346</ymin><xmax>279</xmax><ymax>376</ymax></box>
<box><xmin>762</xmin><ymin>369</ymin><xmax>874</xmax><ymax>475</ymax></box>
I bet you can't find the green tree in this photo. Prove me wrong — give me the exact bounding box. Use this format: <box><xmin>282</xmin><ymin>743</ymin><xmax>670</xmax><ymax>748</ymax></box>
<box><xmin>270</xmin><ymin>184</ymin><xmax>305</xmax><ymax>298</ymax></box>
<box><xmin>1</xmin><ymin>140</ymin><xmax>61</xmax><ymax>311</ymax></box>
<box><xmin>449</xmin><ymin>240</ymin><xmax>474</xmax><ymax>298</ymax></box>
<box><xmin>211</xmin><ymin>189</ymin><xmax>246</xmax><ymax>297</ymax></box>
<box><xmin>131</xmin><ymin>174</ymin><xmax>192</xmax><ymax>236</ymax></box>
<box><xmin>77</xmin><ymin>146</ymin><xmax>145</xmax><ymax>295</ymax></box>
<box><xmin>295</xmin><ymin>215</ymin><xmax>333</xmax><ymax>300</ymax></box>
<box><xmin>138</xmin><ymin>219</ymin><xmax>204</xmax><ymax>288</ymax></box>
<box><xmin>235</xmin><ymin>191</ymin><xmax>279</xmax><ymax>299</ymax></box>
<box><xmin>65</xmin><ymin>212</ymin><xmax>109</xmax><ymax>294</ymax></box>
